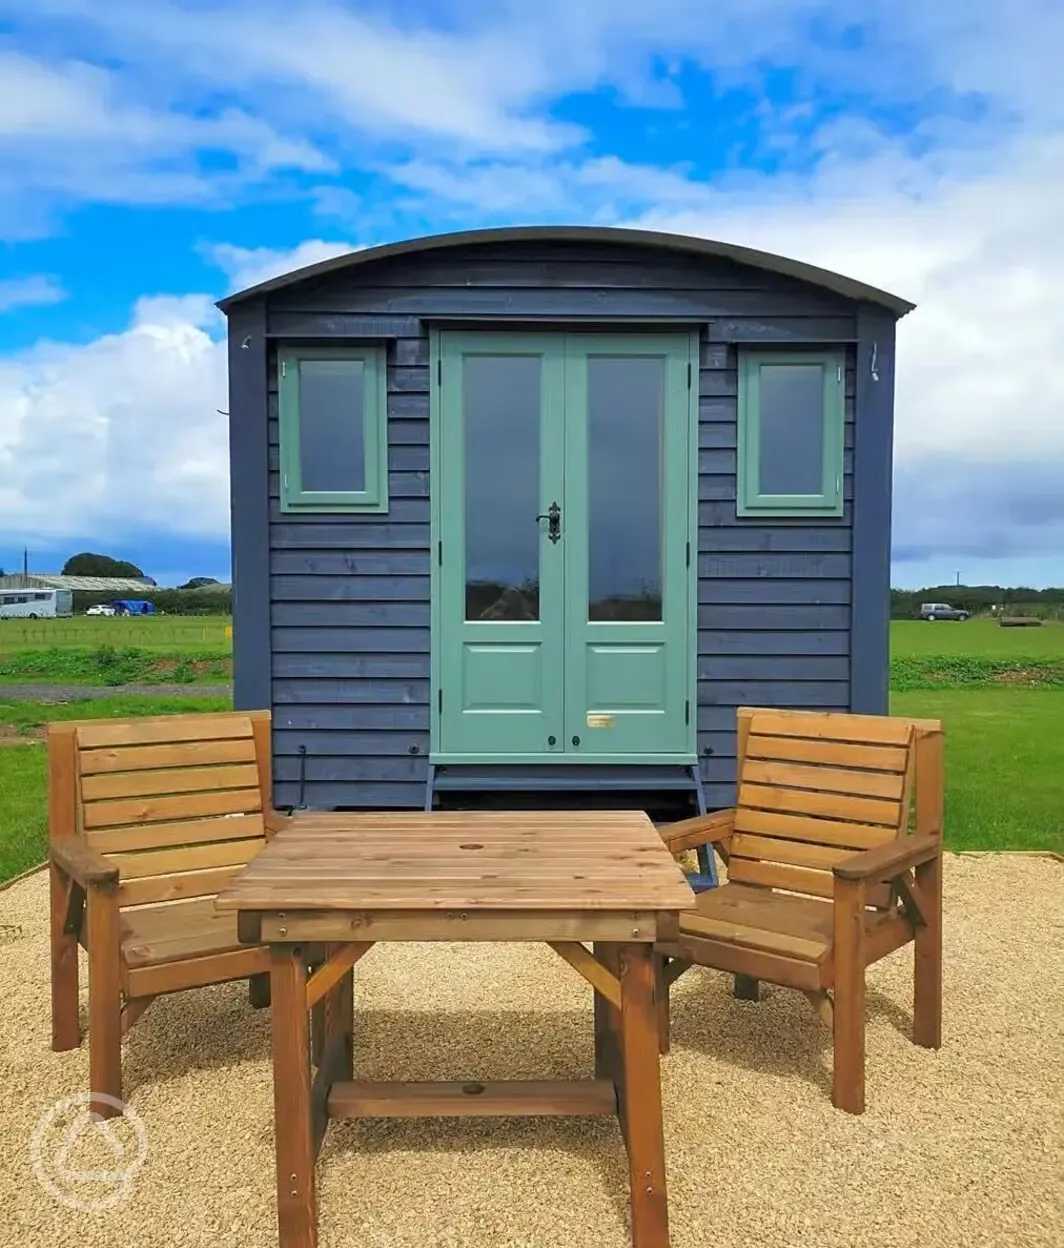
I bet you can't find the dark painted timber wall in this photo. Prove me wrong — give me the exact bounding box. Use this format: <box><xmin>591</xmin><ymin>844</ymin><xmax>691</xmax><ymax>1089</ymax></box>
<box><xmin>234</xmin><ymin>240</ymin><xmax>894</xmax><ymax>811</ymax></box>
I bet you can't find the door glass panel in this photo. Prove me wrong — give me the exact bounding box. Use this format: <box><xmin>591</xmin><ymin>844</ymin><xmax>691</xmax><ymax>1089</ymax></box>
<box><xmin>758</xmin><ymin>363</ymin><xmax>824</xmax><ymax>495</ymax></box>
<box><xmin>464</xmin><ymin>355</ymin><xmax>541</xmax><ymax>621</ymax></box>
<box><xmin>298</xmin><ymin>358</ymin><xmax>365</xmax><ymax>492</ymax></box>
<box><xmin>588</xmin><ymin>355</ymin><xmax>663</xmax><ymax>621</ymax></box>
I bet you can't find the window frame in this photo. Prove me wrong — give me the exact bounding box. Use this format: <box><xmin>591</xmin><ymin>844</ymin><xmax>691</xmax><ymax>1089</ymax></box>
<box><xmin>278</xmin><ymin>344</ymin><xmax>389</xmax><ymax>514</ymax></box>
<box><xmin>736</xmin><ymin>349</ymin><xmax>846</xmax><ymax>517</ymax></box>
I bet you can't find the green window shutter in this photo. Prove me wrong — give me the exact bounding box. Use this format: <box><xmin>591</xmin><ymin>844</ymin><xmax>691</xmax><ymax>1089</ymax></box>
<box><xmin>737</xmin><ymin>350</ymin><xmax>845</xmax><ymax>517</ymax></box>
<box><xmin>278</xmin><ymin>345</ymin><xmax>389</xmax><ymax>514</ymax></box>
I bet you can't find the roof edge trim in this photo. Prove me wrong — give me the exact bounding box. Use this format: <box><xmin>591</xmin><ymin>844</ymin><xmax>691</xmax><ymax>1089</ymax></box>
<box><xmin>216</xmin><ymin>226</ymin><xmax>915</xmax><ymax>317</ymax></box>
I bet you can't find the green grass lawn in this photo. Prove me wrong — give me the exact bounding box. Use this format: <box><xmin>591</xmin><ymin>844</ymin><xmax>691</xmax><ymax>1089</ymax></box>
<box><xmin>0</xmin><ymin>614</ymin><xmax>232</xmax><ymax>653</ymax></box>
<box><xmin>0</xmin><ymin>646</ymin><xmax>231</xmax><ymax>686</ymax></box>
<box><xmin>891</xmin><ymin>617</ymin><xmax>1064</xmax><ymax>656</ymax></box>
<box><xmin>892</xmin><ymin>688</ymin><xmax>1063</xmax><ymax>853</ymax></box>
<box><xmin>0</xmin><ymin>695</ymin><xmax>231</xmax><ymax>881</ymax></box>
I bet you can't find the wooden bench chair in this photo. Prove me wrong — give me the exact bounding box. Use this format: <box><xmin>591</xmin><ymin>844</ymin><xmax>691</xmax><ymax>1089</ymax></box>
<box><xmin>48</xmin><ymin>710</ymin><xmax>280</xmax><ymax>1117</ymax></box>
<box><xmin>655</xmin><ymin>707</ymin><xmax>944</xmax><ymax>1114</ymax></box>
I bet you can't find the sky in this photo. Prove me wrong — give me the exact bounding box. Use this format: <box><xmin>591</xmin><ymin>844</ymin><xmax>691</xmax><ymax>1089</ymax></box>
<box><xmin>0</xmin><ymin>0</ymin><xmax>1062</xmax><ymax>590</ymax></box>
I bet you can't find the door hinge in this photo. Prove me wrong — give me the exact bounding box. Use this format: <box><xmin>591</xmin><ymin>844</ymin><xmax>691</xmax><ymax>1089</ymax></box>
<box><xmin>281</xmin><ymin>359</ymin><xmax>286</xmax><ymax>378</ymax></box>
<box><xmin>685</xmin><ymin>699</ymin><xmax>690</xmax><ymax>726</ymax></box>
<box><xmin>438</xmin><ymin>688</ymin><xmax>443</xmax><ymax>715</ymax></box>
<box><xmin>437</xmin><ymin>358</ymin><xmax>442</xmax><ymax>385</ymax></box>
<box><xmin>837</xmin><ymin>364</ymin><xmax>842</xmax><ymax>383</ymax></box>
<box><xmin>687</xmin><ymin>361</ymin><xmax>692</xmax><ymax>389</ymax></box>
<box><xmin>686</xmin><ymin>540</ymin><xmax>690</xmax><ymax>568</ymax></box>
<box><xmin>437</xmin><ymin>540</ymin><xmax>442</xmax><ymax>567</ymax></box>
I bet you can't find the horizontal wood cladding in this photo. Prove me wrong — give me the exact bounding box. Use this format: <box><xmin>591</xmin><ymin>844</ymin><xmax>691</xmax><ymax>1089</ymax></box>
<box><xmin>264</xmin><ymin>242</ymin><xmax>859</xmax><ymax>809</ymax></box>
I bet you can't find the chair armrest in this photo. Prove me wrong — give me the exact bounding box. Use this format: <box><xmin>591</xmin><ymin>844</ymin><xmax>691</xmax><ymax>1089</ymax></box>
<box><xmin>833</xmin><ymin>834</ymin><xmax>940</xmax><ymax>884</ymax></box>
<box><xmin>50</xmin><ymin>839</ymin><xmax>119</xmax><ymax>889</ymax></box>
<box><xmin>659</xmin><ymin>809</ymin><xmax>735</xmax><ymax>855</ymax></box>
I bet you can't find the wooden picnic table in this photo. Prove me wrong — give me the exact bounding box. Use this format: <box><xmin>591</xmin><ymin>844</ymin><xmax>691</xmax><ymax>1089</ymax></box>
<box><xmin>216</xmin><ymin>809</ymin><xmax>695</xmax><ymax>1248</ymax></box>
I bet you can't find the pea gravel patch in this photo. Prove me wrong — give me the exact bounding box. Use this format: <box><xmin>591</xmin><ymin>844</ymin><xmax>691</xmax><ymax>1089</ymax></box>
<box><xmin>1</xmin><ymin>855</ymin><xmax>1061</xmax><ymax>1248</ymax></box>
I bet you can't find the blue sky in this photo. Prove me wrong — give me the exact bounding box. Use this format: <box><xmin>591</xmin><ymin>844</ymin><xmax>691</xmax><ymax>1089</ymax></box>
<box><xmin>1</xmin><ymin>0</ymin><xmax>1062</xmax><ymax>589</ymax></box>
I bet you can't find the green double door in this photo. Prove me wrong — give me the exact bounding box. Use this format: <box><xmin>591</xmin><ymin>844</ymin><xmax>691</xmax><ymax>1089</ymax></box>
<box><xmin>434</xmin><ymin>331</ymin><xmax>695</xmax><ymax>762</ymax></box>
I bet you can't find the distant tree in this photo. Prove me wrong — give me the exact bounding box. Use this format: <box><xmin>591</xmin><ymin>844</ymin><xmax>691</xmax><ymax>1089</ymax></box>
<box><xmin>179</xmin><ymin>576</ymin><xmax>220</xmax><ymax>590</ymax></box>
<box><xmin>63</xmin><ymin>552</ymin><xmax>148</xmax><ymax>579</ymax></box>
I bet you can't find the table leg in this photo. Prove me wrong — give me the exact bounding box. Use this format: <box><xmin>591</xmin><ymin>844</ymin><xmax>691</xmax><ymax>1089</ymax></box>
<box><xmin>619</xmin><ymin>943</ymin><xmax>670</xmax><ymax>1248</ymax></box>
<box><xmin>271</xmin><ymin>946</ymin><xmax>317</xmax><ymax>1248</ymax></box>
<box><xmin>322</xmin><ymin>951</ymin><xmax>354</xmax><ymax>1080</ymax></box>
<box><xmin>593</xmin><ymin>942</ymin><xmax>625</xmax><ymax>1142</ymax></box>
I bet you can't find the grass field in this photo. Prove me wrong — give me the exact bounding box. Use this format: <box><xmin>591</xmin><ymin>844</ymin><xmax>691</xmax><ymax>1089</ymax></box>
<box><xmin>891</xmin><ymin>617</ymin><xmax>1064</xmax><ymax>656</ymax></box>
<box><xmin>0</xmin><ymin>616</ymin><xmax>1059</xmax><ymax>883</ymax></box>
<box><xmin>0</xmin><ymin>614</ymin><xmax>232</xmax><ymax>652</ymax></box>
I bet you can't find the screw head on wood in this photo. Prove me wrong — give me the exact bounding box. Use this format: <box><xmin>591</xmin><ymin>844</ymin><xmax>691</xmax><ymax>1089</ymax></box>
<box><xmin>278</xmin><ymin>927</ymin><xmax>287</xmax><ymax>936</ymax></box>
<box><xmin>632</xmin><ymin>928</ymin><xmax>641</xmax><ymax>937</ymax></box>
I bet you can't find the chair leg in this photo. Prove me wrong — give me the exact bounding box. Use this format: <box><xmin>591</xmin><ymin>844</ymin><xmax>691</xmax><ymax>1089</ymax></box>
<box><xmin>49</xmin><ymin>863</ymin><xmax>81</xmax><ymax>1052</ymax></box>
<box><xmin>832</xmin><ymin>878</ymin><xmax>867</xmax><ymax>1114</ymax></box>
<box><xmin>249</xmin><ymin>973</ymin><xmax>271</xmax><ymax>1009</ymax></box>
<box><xmin>913</xmin><ymin>855</ymin><xmax>943</xmax><ymax>1050</ymax></box>
<box><xmin>86</xmin><ymin>889</ymin><xmax>123</xmax><ymax>1118</ymax></box>
<box><xmin>654</xmin><ymin>955</ymin><xmax>670</xmax><ymax>1055</ymax></box>
<box><xmin>733</xmin><ymin>974</ymin><xmax>760</xmax><ymax>1001</ymax></box>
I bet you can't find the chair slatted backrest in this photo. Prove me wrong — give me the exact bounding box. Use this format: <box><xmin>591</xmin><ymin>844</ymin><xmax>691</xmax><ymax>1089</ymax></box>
<box><xmin>729</xmin><ymin>709</ymin><xmax>916</xmax><ymax>904</ymax></box>
<box><xmin>73</xmin><ymin>712</ymin><xmax>270</xmax><ymax>911</ymax></box>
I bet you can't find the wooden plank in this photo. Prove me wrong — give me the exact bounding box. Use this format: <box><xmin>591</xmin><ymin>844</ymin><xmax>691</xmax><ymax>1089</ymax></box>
<box><xmin>861</xmin><ymin>915</ymin><xmax>913</xmax><ymax>968</ymax></box>
<box><xmin>79</xmin><ymin>738</ymin><xmax>257</xmax><ymax>775</ymax></box>
<box><xmin>49</xmin><ymin>862</ymin><xmax>81</xmax><ymax>1051</ymax></box>
<box><xmin>730</xmin><ymin>833</ymin><xmax>851</xmax><ymax>872</ymax></box>
<box><xmin>733</xmin><ymin>807</ymin><xmax>891</xmax><ymax>850</ymax></box>
<box><xmin>126</xmin><ymin>946</ymin><xmax>269</xmax><ymax>997</ymax></box>
<box><xmin>748</xmin><ymin>710</ymin><xmax>914</xmax><ymax>747</ymax></box>
<box><xmin>77</xmin><ymin>716</ymin><xmax>253</xmax><ymax>749</ymax></box>
<box><xmin>83</xmin><ymin>787</ymin><xmax>261</xmax><ymax>830</ymax></box>
<box><xmin>87</xmin><ymin>886</ymin><xmax>122</xmax><ymax>1116</ymax></box>
<box><xmin>109</xmin><ymin>838</ymin><xmax>262</xmax><ymax>880</ymax></box>
<box><xmin>913</xmin><ymin>729</ymin><xmax>944</xmax><ymax>1050</ymax></box>
<box><xmin>548</xmin><ymin>942</ymin><xmax>622</xmax><ymax>1008</ymax></box>
<box><xmin>118</xmin><ymin>864</ymin><xmax>248</xmax><ymax>908</ymax></box>
<box><xmin>738</xmin><ymin>781</ymin><xmax>902</xmax><ymax>827</ymax></box>
<box><xmin>678</xmin><ymin>911</ymin><xmax>827</xmax><ymax>961</ymax></box>
<box><xmin>252</xmin><ymin>911</ymin><xmax>664</xmax><ymax>943</ymax></box>
<box><xmin>89</xmin><ymin>812</ymin><xmax>266</xmax><ymax>854</ymax></box>
<box><xmin>48</xmin><ymin>726</ymin><xmax>82</xmax><ymax>1052</ymax></box>
<box><xmin>657</xmin><ymin>934</ymin><xmax>822</xmax><ymax>992</ymax></box>
<box><xmin>305</xmin><ymin>942</ymin><xmax>373</xmax><ymax>1009</ymax></box>
<box><xmin>741</xmin><ymin>760</ymin><xmax>905</xmax><ymax>800</ymax></box>
<box><xmin>745</xmin><ymin>733</ymin><xmax>908</xmax><ymax>772</ymax></box>
<box><xmin>328</xmin><ymin>1079</ymin><xmax>617</xmax><ymax>1119</ymax></box>
<box><xmin>618</xmin><ymin>943</ymin><xmax>670</xmax><ymax>1248</ymax></box>
<box><xmin>81</xmin><ymin>763</ymin><xmax>262</xmax><ymax>802</ymax></box>
<box><xmin>698</xmin><ymin>579</ymin><xmax>851</xmax><ymax>606</ymax></box>
<box><xmin>727</xmin><ymin>857</ymin><xmax>835</xmax><ymax>899</ymax></box>
<box><xmin>832</xmin><ymin>877</ymin><xmax>867</xmax><ymax>1113</ymax></box>
<box><xmin>271</xmin><ymin>948</ymin><xmax>317</xmax><ymax>1248</ymax></box>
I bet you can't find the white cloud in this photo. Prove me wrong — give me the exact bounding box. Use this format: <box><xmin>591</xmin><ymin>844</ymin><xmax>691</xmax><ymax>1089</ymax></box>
<box><xmin>0</xmin><ymin>275</ymin><xmax>65</xmax><ymax>313</ymax></box>
<box><xmin>0</xmin><ymin>50</ymin><xmax>332</xmax><ymax>236</ymax></box>
<box><xmin>0</xmin><ymin>297</ymin><xmax>229</xmax><ymax>542</ymax></box>
<box><xmin>204</xmin><ymin>239</ymin><xmax>359</xmax><ymax>294</ymax></box>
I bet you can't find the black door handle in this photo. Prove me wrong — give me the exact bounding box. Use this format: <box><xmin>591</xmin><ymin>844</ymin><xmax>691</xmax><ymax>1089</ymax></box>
<box><xmin>535</xmin><ymin>501</ymin><xmax>561</xmax><ymax>544</ymax></box>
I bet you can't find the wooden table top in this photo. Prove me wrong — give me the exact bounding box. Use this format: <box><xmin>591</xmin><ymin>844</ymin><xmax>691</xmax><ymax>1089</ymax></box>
<box><xmin>215</xmin><ymin>810</ymin><xmax>695</xmax><ymax>914</ymax></box>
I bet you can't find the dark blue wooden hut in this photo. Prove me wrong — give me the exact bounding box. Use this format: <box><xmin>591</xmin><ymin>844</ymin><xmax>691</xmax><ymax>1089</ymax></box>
<box><xmin>219</xmin><ymin>226</ymin><xmax>912</xmax><ymax>817</ymax></box>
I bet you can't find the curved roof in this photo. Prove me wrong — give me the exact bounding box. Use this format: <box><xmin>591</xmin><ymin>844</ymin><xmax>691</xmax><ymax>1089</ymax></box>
<box><xmin>217</xmin><ymin>225</ymin><xmax>914</xmax><ymax>316</ymax></box>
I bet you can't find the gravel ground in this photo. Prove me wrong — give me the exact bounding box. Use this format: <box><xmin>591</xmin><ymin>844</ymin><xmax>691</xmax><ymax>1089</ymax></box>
<box><xmin>0</xmin><ymin>683</ymin><xmax>231</xmax><ymax>702</ymax></box>
<box><xmin>1</xmin><ymin>855</ymin><xmax>1061</xmax><ymax>1248</ymax></box>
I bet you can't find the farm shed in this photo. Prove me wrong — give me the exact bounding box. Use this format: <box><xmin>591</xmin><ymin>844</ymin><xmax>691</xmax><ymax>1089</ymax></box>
<box><xmin>219</xmin><ymin>226</ymin><xmax>914</xmax><ymax>814</ymax></box>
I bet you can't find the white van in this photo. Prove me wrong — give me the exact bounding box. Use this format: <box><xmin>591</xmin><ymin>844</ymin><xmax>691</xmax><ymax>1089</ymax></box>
<box><xmin>0</xmin><ymin>589</ymin><xmax>74</xmax><ymax>619</ymax></box>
